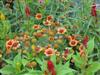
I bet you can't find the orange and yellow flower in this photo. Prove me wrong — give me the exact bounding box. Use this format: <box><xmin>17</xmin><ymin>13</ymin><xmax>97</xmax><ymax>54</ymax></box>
<box><xmin>12</xmin><ymin>40</ymin><xmax>20</xmax><ymax>50</ymax></box>
<box><xmin>79</xmin><ymin>44</ymin><xmax>85</xmax><ymax>51</ymax></box>
<box><xmin>67</xmin><ymin>35</ymin><xmax>80</xmax><ymax>41</ymax></box>
<box><xmin>43</xmin><ymin>20</ymin><xmax>51</xmax><ymax>26</ymax></box>
<box><xmin>32</xmin><ymin>45</ymin><xmax>42</xmax><ymax>53</ymax></box>
<box><xmin>41</xmin><ymin>28</ymin><xmax>47</xmax><ymax>33</ymax></box>
<box><xmin>35</xmin><ymin>13</ymin><xmax>42</xmax><ymax>20</ymax></box>
<box><xmin>44</xmin><ymin>48</ymin><xmax>55</xmax><ymax>56</ymax></box>
<box><xmin>54</xmin><ymin>44</ymin><xmax>59</xmax><ymax>49</ymax></box>
<box><xmin>48</xmin><ymin>30</ymin><xmax>55</xmax><ymax>36</ymax></box>
<box><xmin>57</xmin><ymin>27</ymin><xmax>67</xmax><ymax>34</ymax></box>
<box><xmin>67</xmin><ymin>35</ymin><xmax>76</xmax><ymax>41</ymax></box>
<box><xmin>6</xmin><ymin>45</ymin><xmax>12</xmax><ymax>54</ymax></box>
<box><xmin>79</xmin><ymin>50</ymin><xmax>85</xmax><ymax>57</ymax></box>
<box><xmin>34</xmin><ymin>32</ymin><xmax>44</xmax><ymax>38</ymax></box>
<box><xmin>33</xmin><ymin>24</ymin><xmax>40</xmax><ymax>30</ymax></box>
<box><xmin>23</xmin><ymin>34</ymin><xmax>30</xmax><ymax>41</ymax></box>
<box><xmin>6</xmin><ymin>39</ymin><xmax>20</xmax><ymax>54</ymax></box>
<box><xmin>69</xmin><ymin>39</ymin><xmax>79</xmax><ymax>47</ymax></box>
<box><xmin>35</xmin><ymin>46</ymin><xmax>43</xmax><ymax>53</ymax></box>
<box><xmin>6</xmin><ymin>39</ymin><xmax>14</xmax><ymax>46</ymax></box>
<box><xmin>46</xmin><ymin>15</ymin><xmax>53</xmax><ymax>21</ymax></box>
<box><xmin>48</xmin><ymin>37</ymin><xmax>55</xmax><ymax>41</ymax></box>
<box><xmin>6</xmin><ymin>39</ymin><xmax>14</xmax><ymax>50</ymax></box>
<box><xmin>55</xmin><ymin>50</ymin><xmax>60</xmax><ymax>56</ymax></box>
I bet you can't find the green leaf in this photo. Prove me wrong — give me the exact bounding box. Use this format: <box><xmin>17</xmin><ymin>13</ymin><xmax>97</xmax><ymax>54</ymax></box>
<box><xmin>67</xmin><ymin>53</ymin><xmax>73</xmax><ymax>60</ymax></box>
<box><xmin>61</xmin><ymin>68</ymin><xmax>74</xmax><ymax>75</ymax></box>
<box><xmin>14</xmin><ymin>53</ymin><xmax>22</xmax><ymax>64</ymax></box>
<box><xmin>3</xmin><ymin>59</ymin><xmax>13</xmax><ymax>65</ymax></box>
<box><xmin>22</xmin><ymin>59</ymin><xmax>29</xmax><ymax>67</ymax></box>
<box><xmin>56</xmin><ymin>60</ymin><xmax>75</xmax><ymax>75</ymax></box>
<box><xmin>95</xmin><ymin>28</ymin><xmax>100</xmax><ymax>32</ymax></box>
<box><xmin>56</xmin><ymin>64</ymin><xmax>74</xmax><ymax>75</ymax></box>
<box><xmin>87</xmin><ymin>37</ymin><xmax>95</xmax><ymax>54</ymax></box>
<box><xmin>50</xmin><ymin>55</ymin><xmax>56</xmax><ymax>65</ymax></box>
<box><xmin>35</xmin><ymin>57</ymin><xmax>47</xmax><ymax>71</ymax></box>
<box><xmin>45</xmin><ymin>0</ymin><xmax>49</xmax><ymax>5</ymax></box>
<box><xmin>26</xmin><ymin>69</ymin><xmax>43</xmax><ymax>75</ymax></box>
<box><xmin>0</xmin><ymin>65</ymin><xmax>15</xmax><ymax>74</ymax></box>
<box><xmin>63</xmin><ymin>61</ymin><xmax>70</xmax><ymax>68</ymax></box>
<box><xmin>13</xmin><ymin>53</ymin><xmax>22</xmax><ymax>72</ymax></box>
<box><xmin>73</xmin><ymin>52</ymin><xmax>84</xmax><ymax>68</ymax></box>
<box><xmin>41</xmin><ymin>60</ymin><xmax>47</xmax><ymax>71</ymax></box>
<box><xmin>67</xmin><ymin>72</ymin><xmax>74</xmax><ymax>75</ymax></box>
<box><xmin>35</xmin><ymin>57</ymin><xmax>43</xmax><ymax>65</ymax></box>
<box><xmin>85</xmin><ymin>62</ymin><xmax>100</xmax><ymax>75</ymax></box>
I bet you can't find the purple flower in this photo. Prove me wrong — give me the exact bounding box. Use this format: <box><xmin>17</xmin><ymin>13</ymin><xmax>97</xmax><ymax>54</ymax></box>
<box><xmin>38</xmin><ymin>0</ymin><xmax>44</xmax><ymax>3</ymax></box>
<box><xmin>25</xmin><ymin>6</ymin><xmax>30</xmax><ymax>17</ymax></box>
<box><xmin>82</xmin><ymin>35</ymin><xmax>89</xmax><ymax>48</ymax></box>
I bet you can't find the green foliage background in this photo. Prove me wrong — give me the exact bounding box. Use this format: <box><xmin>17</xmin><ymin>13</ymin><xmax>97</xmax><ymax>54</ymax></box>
<box><xmin>0</xmin><ymin>0</ymin><xmax>100</xmax><ymax>75</ymax></box>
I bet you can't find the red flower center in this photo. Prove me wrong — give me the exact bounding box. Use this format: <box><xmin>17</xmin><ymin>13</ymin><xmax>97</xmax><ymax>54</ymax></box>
<box><xmin>34</xmin><ymin>26</ymin><xmax>38</xmax><ymax>28</ymax></box>
<box><xmin>8</xmin><ymin>41</ymin><xmax>13</xmax><ymax>45</ymax></box>
<box><xmin>47</xmin><ymin>50</ymin><xmax>52</xmax><ymax>54</ymax></box>
<box><xmin>35</xmin><ymin>47</ymin><xmax>40</xmax><ymax>51</ymax></box>
<box><xmin>71</xmin><ymin>36</ymin><xmax>75</xmax><ymax>40</ymax></box>
<box><xmin>13</xmin><ymin>42</ymin><xmax>18</xmax><ymax>47</ymax></box>
<box><xmin>59</xmin><ymin>29</ymin><xmax>64</xmax><ymax>33</ymax></box>
<box><xmin>45</xmin><ymin>21</ymin><xmax>49</xmax><ymax>25</ymax></box>
<box><xmin>71</xmin><ymin>40</ymin><xmax>76</xmax><ymax>45</ymax></box>
<box><xmin>47</xmin><ymin>16</ymin><xmax>52</xmax><ymax>20</ymax></box>
<box><xmin>7</xmin><ymin>45</ymin><xmax>11</xmax><ymax>49</ymax></box>
<box><xmin>37</xmin><ymin>15</ymin><xmax>42</xmax><ymax>19</ymax></box>
<box><xmin>34</xmin><ymin>25</ymin><xmax>40</xmax><ymax>29</ymax></box>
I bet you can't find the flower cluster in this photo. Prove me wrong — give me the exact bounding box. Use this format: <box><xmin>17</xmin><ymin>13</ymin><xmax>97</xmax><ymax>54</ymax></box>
<box><xmin>0</xmin><ymin>0</ymin><xmax>99</xmax><ymax>75</ymax></box>
<box><xmin>4</xmin><ymin>13</ymin><xmax>88</xmax><ymax>62</ymax></box>
<box><xmin>6</xmin><ymin>39</ymin><xmax>20</xmax><ymax>54</ymax></box>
